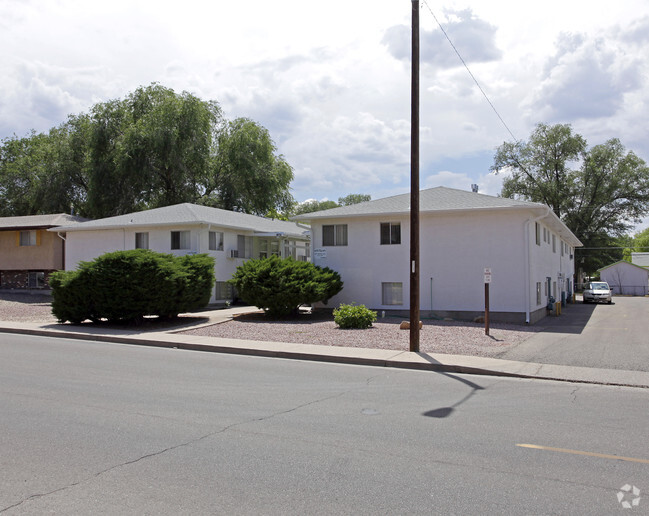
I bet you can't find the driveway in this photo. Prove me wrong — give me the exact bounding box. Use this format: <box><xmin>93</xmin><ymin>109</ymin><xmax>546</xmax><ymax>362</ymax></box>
<box><xmin>497</xmin><ymin>296</ymin><xmax>649</xmax><ymax>371</ymax></box>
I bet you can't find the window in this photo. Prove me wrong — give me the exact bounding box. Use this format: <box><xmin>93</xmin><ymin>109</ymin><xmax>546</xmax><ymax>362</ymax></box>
<box><xmin>259</xmin><ymin>240</ymin><xmax>268</xmax><ymax>259</ymax></box>
<box><xmin>135</xmin><ymin>232</ymin><xmax>149</xmax><ymax>249</ymax></box>
<box><xmin>536</xmin><ymin>282</ymin><xmax>542</xmax><ymax>305</ymax></box>
<box><xmin>561</xmin><ymin>240</ymin><xmax>564</xmax><ymax>256</ymax></box>
<box><xmin>19</xmin><ymin>230</ymin><xmax>37</xmax><ymax>246</ymax></box>
<box><xmin>28</xmin><ymin>271</ymin><xmax>45</xmax><ymax>289</ymax></box>
<box><xmin>322</xmin><ymin>224</ymin><xmax>347</xmax><ymax>246</ymax></box>
<box><xmin>270</xmin><ymin>240</ymin><xmax>280</xmax><ymax>256</ymax></box>
<box><xmin>171</xmin><ymin>230</ymin><xmax>190</xmax><ymax>250</ymax></box>
<box><xmin>380</xmin><ymin>222</ymin><xmax>401</xmax><ymax>245</ymax></box>
<box><xmin>552</xmin><ymin>234</ymin><xmax>556</xmax><ymax>253</ymax></box>
<box><xmin>209</xmin><ymin>231</ymin><xmax>223</xmax><ymax>251</ymax></box>
<box><xmin>382</xmin><ymin>282</ymin><xmax>403</xmax><ymax>305</ymax></box>
<box><xmin>215</xmin><ymin>281</ymin><xmax>235</xmax><ymax>301</ymax></box>
<box><xmin>535</xmin><ymin>223</ymin><xmax>540</xmax><ymax>246</ymax></box>
<box><xmin>237</xmin><ymin>235</ymin><xmax>253</xmax><ymax>258</ymax></box>
<box><xmin>543</xmin><ymin>227</ymin><xmax>547</xmax><ymax>243</ymax></box>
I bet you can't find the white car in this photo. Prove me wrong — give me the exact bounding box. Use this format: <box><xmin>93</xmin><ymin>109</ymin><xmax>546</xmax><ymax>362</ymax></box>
<box><xmin>582</xmin><ymin>281</ymin><xmax>612</xmax><ymax>304</ymax></box>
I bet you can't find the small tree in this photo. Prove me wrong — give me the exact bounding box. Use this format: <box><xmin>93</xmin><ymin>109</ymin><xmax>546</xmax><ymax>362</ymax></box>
<box><xmin>229</xmin><ymin>256</ymin><xmax>343</xmax><ymax>317</ymax></box>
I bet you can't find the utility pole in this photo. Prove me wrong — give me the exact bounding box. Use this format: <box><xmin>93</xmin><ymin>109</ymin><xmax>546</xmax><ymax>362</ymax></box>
<box><xmin>410</xmin><ymin>0</ymin><xmax>420</xmax><ymax>352</ymax></box>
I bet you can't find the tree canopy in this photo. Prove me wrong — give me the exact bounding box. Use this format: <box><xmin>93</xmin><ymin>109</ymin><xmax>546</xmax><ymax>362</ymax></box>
<box><xmin>0</xmin><ymin>83</ymin><xmax>294</xmax><ymax>219</ymax></box>
<box><xmin>292</xmin><ymin>193</ymin><xmax>371</xmax><ymax>216</ymax></box>
<box><xmin>493</xmin><ymin>123</ymin><xmax>649</xmax><ymax>273</ymax></box>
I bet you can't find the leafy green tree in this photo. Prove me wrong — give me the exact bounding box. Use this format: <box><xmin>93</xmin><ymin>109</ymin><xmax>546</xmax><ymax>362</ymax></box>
<box><xmin>493</xmin><ymin>123</ymin><xmax>649</xmax><ymax>273</ymax></box>
<box><xmin>229</xmin><ymin>256</ymin><xmax>343</xmax><ymax>317</ymax></box>
<box><xmin>338</xmin><ymin>193</ymin><xmax>371</xmax><ymax>206</ymax></box>
<box><xmin>206</xmin><ymin>117</ymin><xmax>295</xmax><ymax>216</ymax></box>
<box><xmin>0</xmin><ymin>83</ymin><xmax>294</xmax><ymax>219</ymax></box>
<box><xmin>623</xmin><ymin>227</ymin><xmax>649</xmax><ymax>262</ymax></box>
<box><xmin>293</xmin><ymin>199</ymin><xmax>339</xmax><ymax>215</ymax></box>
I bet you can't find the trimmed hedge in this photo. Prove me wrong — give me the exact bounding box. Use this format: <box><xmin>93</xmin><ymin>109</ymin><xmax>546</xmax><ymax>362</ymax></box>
<box><xmin>229</xmin><ymin>255</ymin><xmax>343</xmax><ymax>317</ymax></box>
<box><xmin>333</xmin><ymin>303</ymin><xmax>377</xmax><ymax>329</ymax></box>
<box><xmin>50</xmin><ymin>249</ymin><xmax>215</xmax><ymax>324</ymax></box>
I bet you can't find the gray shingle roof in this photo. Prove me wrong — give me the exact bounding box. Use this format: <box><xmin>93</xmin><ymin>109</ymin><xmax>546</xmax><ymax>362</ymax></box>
<box><xmin>54</xmin><ymin>203</ymin><xmax>309</xmax><ymax>239</ymax></box>
<box><xmin>293</xmin><ymin>186</ymin><xmax>547</xmax><ymax>220</ymax></box>
<box><xmin>293</xmin><ymin>186</ymin><xmax>582</xmax><ymax>247</ymax></box>
<box><xmin>0</xmin><ymin>213</ymin><xmax>89</xmax><ymax>230</ymax></box>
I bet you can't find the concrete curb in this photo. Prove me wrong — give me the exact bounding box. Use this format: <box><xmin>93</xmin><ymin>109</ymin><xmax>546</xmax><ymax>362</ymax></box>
<box><xmin>2</xmin><ymin>324</ymin><xmax>648</xmax><ymax>389</ymax></box>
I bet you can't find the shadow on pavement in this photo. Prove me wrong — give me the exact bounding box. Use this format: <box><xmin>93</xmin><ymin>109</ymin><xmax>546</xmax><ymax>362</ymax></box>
<box><xmin>534</xmin><ymin>300</ymin><xmax>596</xmax><ymax>335</ymax></box>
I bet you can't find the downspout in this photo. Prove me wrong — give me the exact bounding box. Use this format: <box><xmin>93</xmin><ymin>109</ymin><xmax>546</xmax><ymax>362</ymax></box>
<box><xmin>525</xmin><ymin>208</ymin><xmax>550</xmax><ymax>324</ymax></box>
<box><xmin>56</xmin><ymin>232</ymin><xmax>66</xmax><ymax>271</ymax></box>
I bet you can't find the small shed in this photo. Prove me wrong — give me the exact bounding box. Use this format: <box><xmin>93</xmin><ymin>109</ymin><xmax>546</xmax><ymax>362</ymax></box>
<box><xmin>599</xmin><ymin>261</ymin><xmax>649</xmax><ymax>296</ymax></box>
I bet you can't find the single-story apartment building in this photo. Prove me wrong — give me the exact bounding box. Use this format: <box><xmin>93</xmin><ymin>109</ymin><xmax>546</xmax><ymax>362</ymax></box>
<box><xmin>599</xmin><ymin>261</ymin><xmax>649</xmax><ymax>296</ymax></box>
<box><xmin>0</xmin><ymin>213</ymin><xmax>88</xmax><ymax>290</ymax></box>
<box><xmin>293</xmin><ymin>186</ymin><xmax>582</xmax><ymax>324</ymax></box>
<box><xmin>52</xmin><ymin>203</ymin><xmax>310</xmax><ymax>304</ymax></box>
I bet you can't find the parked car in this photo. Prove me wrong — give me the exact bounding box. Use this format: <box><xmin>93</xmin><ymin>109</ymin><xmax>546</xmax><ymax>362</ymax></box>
<box><xmin>582</xmin><ymin>281</ymin><xmax>612</xmax><ymax>304</ymax></box>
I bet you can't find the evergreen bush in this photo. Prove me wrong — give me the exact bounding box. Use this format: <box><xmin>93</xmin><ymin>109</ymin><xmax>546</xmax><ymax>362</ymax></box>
<box><xmin>333</xmin><ymin>303</ymin><xmax>377</xmax><ymax>329</ymax></box>
<box><xmin>50</xmin><ymin>249</ymin><xmax>215</xmax><ymax>324</ymax></box>
<box><xmin>229</xmin><ymin>255</ymin><xmax>343</xmax><ymax>317</ymax></box>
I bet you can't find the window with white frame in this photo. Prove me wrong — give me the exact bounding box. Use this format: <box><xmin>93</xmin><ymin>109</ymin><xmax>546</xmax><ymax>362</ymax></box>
<box><xmin>561</xmin><ymin>240</ymin><xmax>564</xmax><ymax>256</ymax></box>
<box><xmin>135</xmin><ymin>232</ymin><xmax>149</xmax><ymax>249</ymax></box>
<box><xmin>552</xmin><ymin>234</ymin><xmax>556</xmax><ymax>253</ymax></box>
<box><xmin>19</xmin><ymin>230</ymin><xmax>37</xmax><ymax>246</ymax></box>
<box><xmin>171</xmin><ymin>230</ymin><xmax>190</xmax><ymax>250</ymax></box>
<box><xmin>322</xmin><ymin>224</ymin><xmax>347</xmax><ymax>246</ymax></box>
<box><xmin>380</xmin><ymin>222</ymin><xmax>401</xmax><ymax>245</ymax></box>
<box><xmin>543</xmin><ymin>227</ymin><xmax>547</xmax><ymax>243</ymax></box>
<box><xmin>382</xmin><ymin>282</ymin><xmax>403</xmax><ymax>305</ymax></box>
<box><xmin>535</xmin><ymin>223</ymin><xmax>541</xmax><ymax>246</ymax></box>
<box><xmin>536</xmin><ymin>282</ymin><xmax>542</xmax><ymax>305</ymax></box>
<box><xmin>209</xmin><ymin>231</ymin><xmax>224</xmax><ymax>251</ymax></box>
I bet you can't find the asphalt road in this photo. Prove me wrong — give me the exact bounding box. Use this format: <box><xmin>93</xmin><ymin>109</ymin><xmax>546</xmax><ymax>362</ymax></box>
<box><xmin>1</xmin><ymin>334</ymin><xmax>647</xmax><ymax>515</ymax></box>
<box><xmin>498</xmin><ymin>296</ymin><xmax>649</xmax><ymax>371</ymax></box>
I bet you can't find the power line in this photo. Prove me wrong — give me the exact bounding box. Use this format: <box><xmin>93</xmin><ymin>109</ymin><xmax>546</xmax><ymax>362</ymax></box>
<box><xmin>421</xmin><ymin>0</ymin><xmax>518</xmax><ymax>143</ymax></box>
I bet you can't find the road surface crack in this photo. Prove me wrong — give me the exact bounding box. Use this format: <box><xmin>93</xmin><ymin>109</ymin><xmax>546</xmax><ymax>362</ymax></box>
<box><xmin>0</xmin><ymin>391</ymin><xmax>345</xmax><ymax>513</ymax></box>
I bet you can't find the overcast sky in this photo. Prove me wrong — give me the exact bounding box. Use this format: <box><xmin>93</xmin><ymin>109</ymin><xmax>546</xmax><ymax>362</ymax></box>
<box><xmin>2</xmin><ymin>0</ymin><xmax>648</xmax><ymax>230</ymax></box>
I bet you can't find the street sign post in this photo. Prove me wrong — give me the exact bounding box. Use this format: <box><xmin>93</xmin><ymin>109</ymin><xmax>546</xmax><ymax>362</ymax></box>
<box><xmin>484</xmin><ymin>268</ymin><xmax>491</xmax><ymax>335</ymax></box>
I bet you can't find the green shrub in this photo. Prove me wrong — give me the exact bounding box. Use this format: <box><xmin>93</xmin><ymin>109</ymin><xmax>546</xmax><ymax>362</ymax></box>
<box><xmin>333</xmin><ymin>303</ymin><xmax>377</xmax><ymax>329</ymax></box>
<box><xmin>229</xmin><ymin>255</ymin><xmax>343</xmax><ymax>317</ymax></box>
<box><xmin>50</xmin><ymin>249</ymin><xmax>215</xmax><ymax>324</ymax></box>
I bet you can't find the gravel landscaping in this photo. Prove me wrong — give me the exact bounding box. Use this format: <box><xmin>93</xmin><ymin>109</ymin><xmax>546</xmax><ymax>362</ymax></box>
<box><xmin>0</xmin><ymin>292</ymin><xmax>57</xmax><ymax>323</ymax></box>
<box><xmin>181</xmin><ymin>310</ymin><xmax>540</xmax><ymax>358</ymax></box>
<box><xmin>0</xmin><ymin>292</ymin><xmax>540</xmax><ymax>358</ymax></box>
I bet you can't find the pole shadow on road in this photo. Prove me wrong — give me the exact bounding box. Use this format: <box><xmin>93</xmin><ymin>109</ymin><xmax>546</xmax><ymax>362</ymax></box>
<box><xmin>418</xmin><ymin>356</ymin><xmax>486</xmax><ymax>419</ymax></box>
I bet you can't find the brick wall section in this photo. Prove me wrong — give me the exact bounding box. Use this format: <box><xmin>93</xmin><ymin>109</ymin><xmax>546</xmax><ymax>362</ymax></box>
<box><xmin>0</xmin><ymin>270</ymin><xmax>55</xmax><ymax>289</ymax></box>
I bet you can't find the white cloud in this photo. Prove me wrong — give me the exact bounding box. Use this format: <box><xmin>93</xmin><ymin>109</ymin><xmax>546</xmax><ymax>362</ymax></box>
<box><xmin>1</xmin><ymin>0</ymin><xmax>648</xmax><ymax>214</ymax></box>
<box><xmin>382</xmin><ymin>8</ymin><xmax>501</xmax><ymax>69</ymax></box>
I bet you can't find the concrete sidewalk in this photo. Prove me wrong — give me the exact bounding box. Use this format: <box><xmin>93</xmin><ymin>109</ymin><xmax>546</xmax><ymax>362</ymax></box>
<box><xmin>1</xmin><ymin>306</ymin><xmax>648</xmax><ymax>389</ymax></box>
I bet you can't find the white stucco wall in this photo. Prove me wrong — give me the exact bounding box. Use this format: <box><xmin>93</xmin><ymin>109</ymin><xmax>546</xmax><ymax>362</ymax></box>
<box><xmin>310</xmin><ymin>209</ymin><xmax>576</xmax><ymax>322</ymax></box>
<box><xmin>64</xmin><ymin>224</ymin><xmax>309</xmax><ymax>303</ymax></box>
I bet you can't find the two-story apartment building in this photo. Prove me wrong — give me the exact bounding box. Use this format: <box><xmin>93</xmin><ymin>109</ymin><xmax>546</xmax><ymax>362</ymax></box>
<box><xmin>0</xmin><ymin>213</ymin><xmax>88</xmax><ymax>290</ymax></box>
<box><xmin>52</xmin><ymin>203</ymin><xmax>311</xmax><ymax>304</ymax></box>
<box><xmin>294</xmin><ymin>187</ymin><xmax>582</xmax><ymax>324</ymax></box>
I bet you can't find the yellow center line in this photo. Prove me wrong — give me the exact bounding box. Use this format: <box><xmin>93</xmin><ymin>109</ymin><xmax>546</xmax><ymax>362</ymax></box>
<box><xmin>516</xmin><ymin>444</ymin><xmax>649</xmax><ymax>464</ymax></box>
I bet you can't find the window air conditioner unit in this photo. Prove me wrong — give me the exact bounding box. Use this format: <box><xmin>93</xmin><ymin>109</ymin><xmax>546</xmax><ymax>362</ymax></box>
<box><xmin>230</xmin><ymin>249</ymin><xmax>239</xmax><ymax>258</ymax></box>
